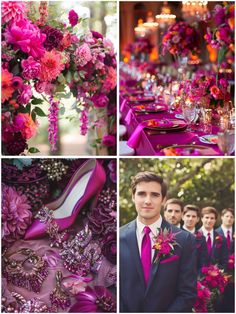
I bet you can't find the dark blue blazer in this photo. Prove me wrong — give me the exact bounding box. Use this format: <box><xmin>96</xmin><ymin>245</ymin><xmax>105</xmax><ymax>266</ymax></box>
<box><xmin>205</xmin><ymin>230</ymin><xmax>229</xmax><ymax>271</ymax></box>
<box><xmin>215</xmin><ymin>226</ymin><xmax>234</xmax><ymax>254</ymax></box>
<box><xmin>120</xmin><ymin>219</ymin><xmax>197</xmax><ymax>312</ymax></box>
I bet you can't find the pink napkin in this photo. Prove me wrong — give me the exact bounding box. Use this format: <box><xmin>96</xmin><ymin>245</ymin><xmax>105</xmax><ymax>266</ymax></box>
<box><xmin>127</xmin><ymin>123</ymin><xmax>146</xmax><ymax>148</ymax></box>
<box><xmin>125</xmin><ymin>109</ymin><xmax>133</xmax><ymax>125</ymax></box>
<box><xmin>120</xmin><ymin>99</ymin><xmax>127</xmax><ymax>112</ymax></box>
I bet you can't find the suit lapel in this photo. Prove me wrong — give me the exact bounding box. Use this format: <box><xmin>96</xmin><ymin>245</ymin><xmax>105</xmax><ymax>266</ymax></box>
<box><xmin>125</xmin><ymin>220</ymin><xmax>145</xmax><ymax>286</ymax></box>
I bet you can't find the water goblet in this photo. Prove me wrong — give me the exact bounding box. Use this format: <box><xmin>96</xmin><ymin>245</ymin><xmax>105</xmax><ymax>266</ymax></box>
<box><xmin>217</xmin><ymin>130</ymin><xmax>235</xmax><ymax>156</ymax></box>
<box><xmin>182</xmin><ymin>103</ymin><xmax>197</xmax><ymax>131</ymax></box>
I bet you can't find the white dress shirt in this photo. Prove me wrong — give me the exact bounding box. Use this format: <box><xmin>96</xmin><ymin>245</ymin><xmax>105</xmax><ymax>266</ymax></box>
<box><xmin>183</xmin><ymin>226</ymin><xmax>195</xmax><ymax>234</ymax></box>
<box><xmin>221</xmin><ymin>225</ymin><xmax>233</xmax><ymax>240</ymax></box>
<box><xmin>136</xmin><ymin>216</ymin><xmax>162</xmax><ymax>260</ymax></box>
<box><xmin>201</xmin><ymin>227</ymin><xmax>214</xmax><ymax>244</ymax></box>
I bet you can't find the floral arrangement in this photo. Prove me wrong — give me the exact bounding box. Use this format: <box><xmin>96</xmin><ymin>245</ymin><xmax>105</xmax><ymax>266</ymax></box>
<box><xmin>178</xmin><ymin>75</ymin><xmax>231</xmax><ymax>108</ymax></box>
<box><xmin>1</xmin><ymin>1</ymin><xmax>116</xmax><ymax>155</ymax></box>
<box><xmin>162</xmin><ymin>21</ymin><xmax>199</xmax><ymax>57</ymax></box>
<box><xmin>193</xmin><ymin>280</ymin><xmax>211</xmax><ymax>313</ymax></box>
<box><xmin>125</xmin><ymin>37</ymin><xmax>153</xmax><ymax>59</ymax></box>
<box><xmin>152</xmin><ymin>228</ymin><xmax>180</xmax><ymax>263</ymax></box>
<box><xmin>204</xmin><ymin>3</ymin><xmax>234</xmax><ymax>63</ymax></box>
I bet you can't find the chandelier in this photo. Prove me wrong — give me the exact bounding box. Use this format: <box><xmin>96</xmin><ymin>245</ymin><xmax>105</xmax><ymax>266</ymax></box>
<box><xmin>182</xmin><ymin>1</ymin><xmax>208</xmax><ymax>22</ymax></box>
<box><xmin>155</xmin><ymin>1</ymin><xmax>176</xmax><ymax>29</ymax></box>
<box><xmin>143</xmin><ymin>12</ymin><xmax>159</xmax><ymax>30</ymax></box>
<box><xmin>134</xmin><ymin>19</ymin><xmax>147</xmax><ymax>38</ymax></box>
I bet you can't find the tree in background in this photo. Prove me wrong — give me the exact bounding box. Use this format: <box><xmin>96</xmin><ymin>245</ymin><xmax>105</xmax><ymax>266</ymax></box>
<box><xmin>120</xmin><ymin>158</ymin><xmax>234</xmax><ymax>226</ymax></box>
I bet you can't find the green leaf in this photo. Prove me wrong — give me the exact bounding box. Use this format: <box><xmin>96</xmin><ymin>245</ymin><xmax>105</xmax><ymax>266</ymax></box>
<box><xmin>31</xmin><ymin>110</ymin><xmax>36</xmax><ymax>121</ymax></box>
<box><xmin>58</xmin><ymin>74</ymin><xmax>66</xmax><ymax>84</ymax></box>
<box><xmin>28</xmin><ymin>147</ymin><xmax>40</xmax><ymax>154</ymax></box>
<box><xmin>55</xmin><ymin>84</ymin><xmax>66</xmax><ymax>93</ymax></box>
<box><xmin>56</xmin><ymin>92</ymin><xmax>72</xmax><ymax>99</ymax></box>
<box><xmin>31</xmin><ymin>97</ymin><xmax>44</xmax><ymax>105</ymax></box>
<box><xmin>65</xmin><ymin>71</ymin><xmax>73</xmax><ymax>84</ymax></box>
<box><xmin>79</xmin><ymin>71</ymin><xmax>85</xmax><ymax>79</ymax></box>
<box><xmin>33</xmin><ymin>107</ymin><xmax>47</xmax><ymax>117</ymax></box>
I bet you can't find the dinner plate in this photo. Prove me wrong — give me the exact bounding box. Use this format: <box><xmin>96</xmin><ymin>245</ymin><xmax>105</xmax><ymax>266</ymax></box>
<box><xmin>143</xmin><ymin>119</ymin><xmax>187</xmax><ymax>132</ymax></box>
<box><xmin>161</xmin><ymin>144</ymin><xmax>217</xmax><ymax>156</ymax></box>
<box><xmin>128</xmin><ymin>95</ymin><xmax>155</xmax><ymax>103</ymax></box>
<box><xmin>199</xmin><ymin>134</ymin><xmax>218</xmax><ymax>145</ymax></box>
<box><xmin>133</xmin><ymin>104</ymin><xmax>167</xmax><ymax>113</ymax></box>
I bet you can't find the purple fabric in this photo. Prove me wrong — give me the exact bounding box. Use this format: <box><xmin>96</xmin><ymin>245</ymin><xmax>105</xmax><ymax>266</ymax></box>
<box><xmin>120</xmin><ymin>99</ymin><xmax>127</xmax><ymax>112</ymax></box>
<box><xmin>125</xmin><ymin>109</ymin><xmax>132</xmax><ymax>125</ymax></box>
<box><xmin>160</xmin><ymin>255</ymin><xmax>180</xmax><ymax>264</ymax></box>
<box><xmin>141</xmin><ymin>226</ymin><xmax>151</xmax><ymax>285</ymax></box>
<box><xmin>127</xmin><ymin>123</ymin><xmax>146</xmax><ymax>148</ymax></box>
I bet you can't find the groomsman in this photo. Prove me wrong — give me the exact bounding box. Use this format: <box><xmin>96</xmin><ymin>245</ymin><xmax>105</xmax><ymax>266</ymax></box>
<box><xmin>164</xmin><ymin>198</ymin><xmax>183</xmax><ymax>228</ymax></box>
<box><xmin>216</xmin><ymin>208</ymin><xmax>234</xmax><ymax>254</ymax></box>
<box><xmin>182</xmin><ymin>204</ymin><xmax>208</xmax><ymax>272</ymax></box>
<box><xmin>216</xmin><ymin>208</ymin><xmax>235</xmax><ymax>313</ymax></box>
<box><xmin>200</xmin><ymin>206</ymin><xmax>228</xmax><ymax>270</ymax></box>
<box><xmin>120</xmin><ymin>172</ymin><xmax>197</xmax><ymax>312</ymax></box>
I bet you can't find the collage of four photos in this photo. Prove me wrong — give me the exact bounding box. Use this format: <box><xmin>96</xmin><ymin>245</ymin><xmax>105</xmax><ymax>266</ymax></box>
<box><xmin>1</xmin><ymin>0</ymin><xmax>235</xmax><ymax>313</ymax></box>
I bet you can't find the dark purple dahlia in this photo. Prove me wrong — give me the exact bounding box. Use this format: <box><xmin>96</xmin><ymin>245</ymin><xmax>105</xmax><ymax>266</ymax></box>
<box><xmin>4</xmin><ymin>132</ymin><xmax>28</xmax><ymax>155</ymax></box>
<box><xmin>42</xmin><ymin>26</ymin><xmax>63</xmax><ymax>51</ymax></box>
<box><xmin>102</xmin><ymin>232</ymin><xmax>116</xmax><ymax>265</ymax></box>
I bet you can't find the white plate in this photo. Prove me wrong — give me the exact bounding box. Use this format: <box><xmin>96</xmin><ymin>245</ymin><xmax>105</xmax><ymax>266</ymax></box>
<box><xmin>199</xmin><ymin>135</ymin><xmax>218</xmax><ymax>145</ymax></box>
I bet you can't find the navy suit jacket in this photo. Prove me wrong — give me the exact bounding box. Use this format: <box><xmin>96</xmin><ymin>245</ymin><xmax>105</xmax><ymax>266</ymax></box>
<box><xmin>120</xmin><ymin>219</ymin><xmax>197</xmax><ymax>312</ymax></box>
<box><xmin>204</xmin><ymin>230</ymin><xmax>229</xmax><ymax>271</ymax></box>
<box><xmin>215</xmin><ymin>226</ymin><xmax>234</xmax><ymax>254</ymax></box>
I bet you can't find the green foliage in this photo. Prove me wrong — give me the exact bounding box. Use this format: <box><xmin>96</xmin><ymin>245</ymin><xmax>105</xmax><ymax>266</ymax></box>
<box><xmin>119</xmin><ymin>158</ymin><xmax>234</xmax><ymax>226</ymax></box>
<box><xmin>28</xmin><ymin>147</ymin><xmax>40</xmax><ymax>154</ymax></box>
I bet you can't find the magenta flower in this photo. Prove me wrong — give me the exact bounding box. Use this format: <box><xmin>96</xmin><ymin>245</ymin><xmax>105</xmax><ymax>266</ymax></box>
<box><xmin>5</xmin><ymin>19</ymin><xmax>46</xmax><ymax>58</ymax></box>
<box><xmin>75</xmin><ymin>43</ymin><xmax>92</xmax><ymax>67</ymax></box>
<box><xmin>1</xmin><ymin>1</ymin><xmax>26</xmax><ymax>24</ymax></box>
<box><xmin>68</xmin><ymin>10</ymin><xmax>79</xmax><ymax>27</ymax></box>
<box><xmin>2</xmin><ymin>184</ymin><xmax>32</xmax><ymax>246</ymax></box>
<box><xmin>91</xmin><ymin>94</ymin><xmax>109</xmax><ymax>108</ymax></box>
<box><xmin>17</xmin><ymin>84</ymin><xmax>33</xmax><ymax>105</ymax></box>
<box><xmin>42</xmin><ymin>26</ymin><xmax>63</xmax><ymax>51</ymax></box>
<box><xmin>21</xmin><ymin>56</ymin><xmax>40</xmax><ymax>80</ymax></box>
<box><xmin>102</xmin><ymin>135</ymin><xmax>116</xmax><ymax>147</ymax></box>
<box><xmin>48</xmin><ymin>96</ymin><xmax>60</xmax><ymax>151</ymax></box>
<box><xmin>12</xmin><ymin>76</ymin><xmax>23</xmax><ymax>90</ymax></box>
<box><xmin>69</xmin><ymin>286</ymin><xmax>116</xmax><ymax>312</ymax></box>
<box><xmin>80</xmin><ymin>109</ymin><xmax>89</xmax><ymax>136</ymax></box>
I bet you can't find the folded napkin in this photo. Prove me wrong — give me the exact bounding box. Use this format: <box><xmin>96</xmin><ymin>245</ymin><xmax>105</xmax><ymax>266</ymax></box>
<box><xmin>127</xmin><ymin>123</ymin><xmax>146</xmax><ymax>148</ymax></box>
<box><xmin>125</xmin><ymin>109</ymin><xmax>133</xmax><ymax>125</ymax></box>
<box><xmin>120</xmin><ymin>99</ymin><xmax>127</xmax><ymax>112</ymax></box>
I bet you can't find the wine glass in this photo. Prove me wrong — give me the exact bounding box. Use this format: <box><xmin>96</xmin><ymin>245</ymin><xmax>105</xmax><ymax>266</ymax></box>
<box><xmin>217</xmin><ymin>131</ymin><xmax>235</xmax><ymax>156</ymax></box>
<box><xmin>182</xmin><ymin>103</ymin><xmax>197</xmax><ymax>131</ymax></box>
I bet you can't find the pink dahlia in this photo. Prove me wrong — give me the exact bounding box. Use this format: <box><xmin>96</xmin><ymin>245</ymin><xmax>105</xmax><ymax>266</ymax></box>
<box><xmin>91</xmin><ymin>94</ymin><xmax>109</xmax><ymax>108</ymax></box>
<box><xmin>39</xmin><ymin>50</ymin><xmax>65</xmax><ymax>81</ymax></box>
<box><xmin>5</xmin><ymin>19</ymin><xmax>46</xmax><ymax>58</ymax></box>
<box><xmin>102</xmin><ymin>67</ymin><xmax>117</xmax><ymax>93</ymax></box>
<box><xmin>75</xmin><ymin>43</ymin><xmax>92</xmax><ymax>67</ymax></box>
<box><xmin>21</xmin><ymin>56</ymin><xmax>40</xmax><ymax>80</ymax></box>
<box><xmin>17</xmin><ymin>84</ymin><xmax>33</xmax><ymax>105</ymax></box>
<box><xmin>2</xmin><ymin>184</ymin><xmax>32</xmax><ymax>246</ymax></box>
<box><xmin>1</xmin><ymin>1</ymin><xmax>26</xmax><ymax>24</ymax></box>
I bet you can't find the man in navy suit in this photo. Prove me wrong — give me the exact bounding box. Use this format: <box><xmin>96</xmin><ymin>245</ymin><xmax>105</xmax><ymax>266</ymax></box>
<box><xmin>164</xmin><ymin>198</ymin><xmax>183</xmax><ymax>228</ymax></box>
<box><xmin>182</xmin><ymin>204</ymin><xmax>208</xmax><ymax>272</ymax></box>
<box><xmin>200</xmin><ymin>206</ymin><xmax>228</xmax><ymax>270</ymax></box>
<box><xmin>120</xmin><ymin>172</ymin><xmax>197</xmax><ymax>312</ymax></box>
<box><xmin>216</xmin><ymin>208</ymin><xmax>234</xmax><ymax>313</ymax></box>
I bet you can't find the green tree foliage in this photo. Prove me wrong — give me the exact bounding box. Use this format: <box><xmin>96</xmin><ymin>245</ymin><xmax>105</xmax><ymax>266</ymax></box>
<box><xmin>120</xmin><ymin>158</ymin><xmax>234</xmax><ymax>226</ymax></box>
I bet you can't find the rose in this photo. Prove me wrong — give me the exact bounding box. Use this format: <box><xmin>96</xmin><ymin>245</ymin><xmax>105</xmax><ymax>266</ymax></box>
<box><xmin>68</xmin><ymin>10</ymin><xmax>78</xmax><ymax>27</ymax></box>
<box><xmin>102</xmin><ymin>232</ymin><xmax>116</xmax><ymax>264</ymax></box>
<box><xmin>102</xmin><ymin>134</ymin><xmax>116</xmax><ymax>147</ymax></box>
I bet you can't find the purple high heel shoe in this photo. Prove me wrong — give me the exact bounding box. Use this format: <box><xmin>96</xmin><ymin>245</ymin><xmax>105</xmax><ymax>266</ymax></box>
<box><xmin>24</xmin><ymin>159</ymin><xmax>106</xmax><ymax>240</ymax></box>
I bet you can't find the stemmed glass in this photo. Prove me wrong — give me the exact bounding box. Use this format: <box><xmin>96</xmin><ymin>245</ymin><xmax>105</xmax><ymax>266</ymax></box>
<box><xmin>182</xmin><ymin>102</ymin><xmax>197</xmax><ymax>131</ymax></box>
<box><xmin>217</xmin><ymin>131</ymin><xmax>235</xmax><ymax>155</ymax></box>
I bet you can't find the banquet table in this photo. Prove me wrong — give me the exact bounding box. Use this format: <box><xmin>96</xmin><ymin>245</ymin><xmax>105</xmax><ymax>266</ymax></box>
<box><xmin>120</xmin><ymin>92</ymin><xmax>228</xmax><ymax>156</ymax></box>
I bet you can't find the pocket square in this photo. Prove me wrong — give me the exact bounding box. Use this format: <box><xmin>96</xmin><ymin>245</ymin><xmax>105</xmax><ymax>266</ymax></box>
<box><xmin>160</xmin><ymin>255</ymin><xmax>180</xmax><ymax>264</ymax></box>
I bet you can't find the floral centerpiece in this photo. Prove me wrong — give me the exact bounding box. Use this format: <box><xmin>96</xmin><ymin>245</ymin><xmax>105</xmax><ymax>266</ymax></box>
<box><xmin>204</xmin><ymin>3</ymin><xmax>234</xmax><ymax>65</ymax></box>
<box><xmin>162</xmin><ymin>21</ymin><xmax>199</xmax><ymax>57</ymax></box>
<box><xmin>125</xmin><ymin>37</ymin><xmax>153</xmax><ymax>61</ymax></box>
<box><xmin>193</xmin><ymin>280</ymin><xmax>211</xmax><ymax>313</ymax></box>
<box><xmin>1</xmin><ymin>1</ymin><xmax>116</xmax><ymax>155</ymax></box>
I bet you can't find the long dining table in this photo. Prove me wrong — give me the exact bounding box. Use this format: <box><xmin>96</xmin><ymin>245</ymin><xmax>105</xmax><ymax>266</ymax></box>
<box><xmin>120</xmin><ymin>89</ymin><xmax>225</xmax><ymax>156</ymax></box>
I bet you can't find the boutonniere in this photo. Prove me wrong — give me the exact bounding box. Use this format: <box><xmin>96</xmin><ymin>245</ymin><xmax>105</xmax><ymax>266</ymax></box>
<box><xmin>152</xmin><ymin>228</ymin><xmax>180</xmax><ymax>263</ymax></box>
<box><xmin>195</xmin><ymin>231</ymin><xmax>203</xmax><ymax>239</ymax></box>
<box><xmin>215</xmin><ymin>234</ymin><xmax>223</xmax><ymax>248</ymax></box>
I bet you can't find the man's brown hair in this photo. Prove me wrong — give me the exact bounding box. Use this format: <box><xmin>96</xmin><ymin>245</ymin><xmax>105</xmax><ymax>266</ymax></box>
<box><xmin>164</xmin><ymin>198</ymin><xmax>184</xmax><ymax>212</ymax></box>
<box><xmin>201</xmin><ymin>206</ymin><xmax>218</xmax><ymax>219</ymax></box>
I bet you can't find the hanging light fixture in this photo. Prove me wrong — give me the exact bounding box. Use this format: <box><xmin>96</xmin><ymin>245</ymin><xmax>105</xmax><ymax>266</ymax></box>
<box><xmin>182</xmin><ymin>1</ymin><xmax>208</xmax><ymax>22</ymax></box>
<box><xmin>143</xmin><ymin>11</ymin><xmax>159</xmax><ymax>30</ymax></box>
<box><xmin>134</xmin><ymin>19</ymin><xmax>148</xmax><ymax>38</ymax></box>
<box><xmin>155</xmin><ymin>1</ymin><xmax>176</xmax><ymax>29</ymax></box>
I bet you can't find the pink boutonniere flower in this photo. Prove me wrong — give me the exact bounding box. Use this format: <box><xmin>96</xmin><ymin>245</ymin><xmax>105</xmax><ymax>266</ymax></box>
<box><xmin>215</xmin><ymin>234</ymin><xmax>223</xmax><ymax>248</ymax></box>
<box><xmin>152</xmin><ymin>228</ymin><xmax>180</xmax><ymax>263</ymax></box>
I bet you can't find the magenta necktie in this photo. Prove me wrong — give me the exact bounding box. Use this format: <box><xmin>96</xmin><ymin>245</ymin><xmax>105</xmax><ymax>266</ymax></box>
<box><xmin>227</xmin><ymin>230</ymin><xmax>231</xmax><ymax>250</ymax></box>
<box><xmin>141</xmin><ymin>226</ymin><xmax>152</xmax><ymax>285</ymax></box>
<box><xmin>207</xmin><ymin>232</ymin><xmax>212</xmax><ymax>256</ymax></box>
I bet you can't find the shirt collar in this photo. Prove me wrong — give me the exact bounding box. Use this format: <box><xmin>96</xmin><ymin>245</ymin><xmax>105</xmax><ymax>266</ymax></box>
<box><xmin>221</xmin><ymin>225</ymin><xmax>233</xmax><ymax>235</ymax></box>
<box><xmin>183</xmin><ymin>226</ymin><xmax>195</xmax><ymax>234</ymax></box>
<box><xmin>136</xmin><ymin>216</ymin><xmax>162</xmax><ymax>237</ymax></box>
<box><xmin>201</xmin><ymin>227</ymin><xmax>214</xmax><ymax>238</ymax></box>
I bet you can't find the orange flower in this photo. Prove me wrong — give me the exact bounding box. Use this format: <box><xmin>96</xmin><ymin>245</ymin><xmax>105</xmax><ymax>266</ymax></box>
<box><xmin>39</xmin><ymin>50</ymin><xmax>65</xmax><ymax>81</ymax></box>
<box><xmin>1</xmin><ymin>69</ymin><xmax>14</xmax><ymax>103</ymax></box>
<box><xmin>14</xmin><ymin>113</ymin><xmax>38</xmax><ymax>139</ymax></box>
